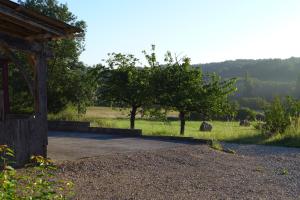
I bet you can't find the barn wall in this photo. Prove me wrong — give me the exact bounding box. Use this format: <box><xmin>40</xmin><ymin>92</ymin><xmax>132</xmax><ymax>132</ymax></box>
<box><xmin>0</xmin><ymin>116</ymin><xmax>47</xmax><ymax>167</ymax></box>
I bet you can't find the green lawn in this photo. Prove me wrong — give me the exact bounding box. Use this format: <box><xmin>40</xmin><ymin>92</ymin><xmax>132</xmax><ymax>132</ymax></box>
<box><xmin>91</xmin><ymin>118</ymin><xmax>263</xmax><ymax>142</ymax></box>
<box><xmin>89</xmin><ymin>118</ymin><xmax>300</xmax><ymax>147</ymax></box>
<box><xmin>50</xmin><ymin>106</ymin><xmax>300</xmax><ymax>148</ymax></box>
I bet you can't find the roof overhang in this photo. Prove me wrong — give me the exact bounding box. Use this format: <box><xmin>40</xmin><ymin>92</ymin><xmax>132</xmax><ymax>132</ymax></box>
<box><xmin>0</xmin><ymin>0</ymin><xmax>82</xmax><ymax>42</ymax></box>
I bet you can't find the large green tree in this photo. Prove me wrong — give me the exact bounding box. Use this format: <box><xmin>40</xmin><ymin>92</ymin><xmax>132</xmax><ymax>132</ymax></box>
<box><xmin>146</xmin><ymin>48</ymin><xmax>237</xmax><ymax>135</ymax></box>
<box><xmin>150</xmin><ymin>52</ymin><xmax>203</xmax><ymax>135</ymax></box>
<box><xmin>98</xmin><ymin>53</ymin><xmax>152</xmax><ymax>129</ymax></box>
<box><xmin>194</xmin><ymin>73</ymin><xmax>237</xmax><ymax>121</ymax></box>
<box><xmin>13</xmin><ymin>0</ymin><xmax>88</xmax><ymax>114</ymax></box>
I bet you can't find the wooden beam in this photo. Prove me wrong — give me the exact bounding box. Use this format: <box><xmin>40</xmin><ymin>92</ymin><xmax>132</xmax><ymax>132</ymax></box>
<box><xmin>0</xmin><ymin>26</ymin><xmax>29</xmax><ymax>39</ymax></box>
<box><xmin>0</xmin><ymin>15</ymin><xmax>42</xmax><ymax>34</ymax></box>
<box><xmin>26</xmin><ymin>33</ymin><xmax>52</xmax><ymax>41</ymax></box>
<box><xmin>0</xmin><ymin>32</ymin><xmax>41</xmax><ymax>53</ymax></box>
<box><xmin>0</xmin><ymin>4</ymin><xmax>66</xmax><ymax>37</ymax></box>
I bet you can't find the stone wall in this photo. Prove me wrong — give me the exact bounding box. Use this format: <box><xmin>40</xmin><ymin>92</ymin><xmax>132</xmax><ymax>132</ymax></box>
<box><xmin>48</xmin><ymin>120</ymin><xmax>142</xmax><ymax>137</ymax></box>
<box><xmin>0</xmin><ymin>116</ymin><xmax>47</xmax><ymax>167</ymax></box>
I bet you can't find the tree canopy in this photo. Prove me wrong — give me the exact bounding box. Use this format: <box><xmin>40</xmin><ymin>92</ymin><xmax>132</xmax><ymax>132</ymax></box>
<box><xmin>98</xmin><ymin>53</ymin><xmax>152</xmax><ymax>129</ymax></box>
<box><xmin>10</xmin><ymin>0</ymin><xmax>88</xmax><ymax>114</ymax></box>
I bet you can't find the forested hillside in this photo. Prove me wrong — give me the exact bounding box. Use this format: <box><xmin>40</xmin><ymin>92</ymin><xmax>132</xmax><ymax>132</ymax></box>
<box><xmin>199</xmin><ymin>57</ymin><xmax>300</xmax><ymax>82</ymax></box>
<box><xmin>194</xmin><ymin>57</ymin><xmax>300</xmax><ymax>109</ymax></box>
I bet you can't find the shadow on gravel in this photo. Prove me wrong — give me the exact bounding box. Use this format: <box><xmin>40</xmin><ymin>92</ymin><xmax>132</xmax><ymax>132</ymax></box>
<box><xmin>48</xmin><ymin>131</ymin><xmax>205</xmax><ymax>145</ymax></box>
<box><xmin>222</xmin><ymin>142</ymin><xmax>300</xmax><ymax>156</ymax></box>
<box><xmin>225</xmin><ymin>134</ymin><xmax>266</xmax><ymax>145</ymax></box>
<box><xmin>48</xmin><ymin>131</ymin><xmax>125</xmax><ymax>140</ymax></box>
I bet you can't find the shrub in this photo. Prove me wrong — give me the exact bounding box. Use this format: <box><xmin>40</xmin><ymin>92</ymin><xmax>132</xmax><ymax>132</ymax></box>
<box><xmin>254</xmin><ymin>122</ymin><xmax>265</xmax><ymax>130</ymax></box>
<box><xmin>48</xmin><ymin>105</ymin><xmax>80</xmax><ymax>121</ymax></box>
<box><xmin>0</xmin><ymin>145</ymin><xmax>74</xmax><ymax>200</ymax></box>
<box><xmin>93</xmin><ymin>119</ymin><xmax>116</xmax><ymax>128</ymax></box>
<box><xmin>255</xmin><ymin>113</ymin><xmax>265</xmax><ymax>121</ymax></box>
<box><xmin>209</xmin><ymin>140</ymin><xmax>223</xmax><ymax>151</ymax></box>
<box><xmin>264</xmin><ymin>97</ymin><xmax>290</xmax><ymax>134</ymax></box>
<box><xmin>236</xmin><ymin>108</ymin><xmax>256</xmax><ymax>121</ymax></box>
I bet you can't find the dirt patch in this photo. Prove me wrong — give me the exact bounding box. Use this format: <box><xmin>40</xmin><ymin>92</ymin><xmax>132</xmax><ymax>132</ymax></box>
<box><xmin>56</xmin><ymin>145</ymin><xmax>300</xmax><ymax>200</ymax></box>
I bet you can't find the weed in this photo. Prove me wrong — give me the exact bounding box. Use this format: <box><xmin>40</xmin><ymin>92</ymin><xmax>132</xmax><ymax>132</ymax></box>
<box><xmin>254</xmin><ymin>166</ymin><xmax>264</xmax><ymax>172</ymax></box>
<box><xmin>0</xmin><ymin>145</ymin><xmax>74</xmax><ymax>200</ymax></box>
<box><xmin>210</xmin><ymin>140</ymin><xmax>223</xmax><ymax>151</ymax></box>
<box><xmin>280</xmin><ymin>168</ymin><xmax>289</xmax><ymax>175</ymax></box>
<box><xmin>223</xmin><ymin>148</ymin><xmax>236</xmax><ymax>154</ymax></box>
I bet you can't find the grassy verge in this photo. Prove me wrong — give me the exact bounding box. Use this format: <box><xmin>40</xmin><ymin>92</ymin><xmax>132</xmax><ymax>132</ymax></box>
<box><xmin>89</xmin><ymin>118</ymin><xmax>300</xmax><ymax>148</ymax></box>
<box><xmin>49</xmin><ymin>106</ymin><xmax>300</xmax><ymax>148</ymax></box>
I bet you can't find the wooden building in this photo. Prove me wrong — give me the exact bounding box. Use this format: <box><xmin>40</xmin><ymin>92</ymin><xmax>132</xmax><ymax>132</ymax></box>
<box><xmin>0</xmin><ymin>0</ymin><xmax>81</xmax><ymax>166</ymax></box>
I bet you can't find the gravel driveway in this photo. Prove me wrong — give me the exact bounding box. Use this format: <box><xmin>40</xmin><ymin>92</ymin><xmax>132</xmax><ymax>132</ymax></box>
<box><xmin>53</xmin><ymin>138</ymin><xmax>300</xmax><ymax>200</ymax></box>
<box><xmin>48</xmin><ymin>131</ymin><xmax>188</xmax><ymax>161</ymax></box>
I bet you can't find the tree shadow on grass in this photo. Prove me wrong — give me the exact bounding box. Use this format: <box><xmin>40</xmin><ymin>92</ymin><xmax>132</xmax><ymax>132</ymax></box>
<box><xmin>224</xmin><ymin>134</ymin><xmax>267</xmax><ymax>145</ymax></box>
<box><xmin>224</xmin><ymin>133</ymin><xmax>300</xmax><ymax>148</ymax></box>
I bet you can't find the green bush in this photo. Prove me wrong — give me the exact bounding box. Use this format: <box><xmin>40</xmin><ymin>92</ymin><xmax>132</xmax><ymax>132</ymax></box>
<box><xmin>264</xmin><ymin>98</ymin><xmax>290</xmax><ymax>134</ymax></box>
<box><xmin>93</xmin><ymin>119</ymin><xmax>116</xmax><ymax>128</ymax></box>
<box><xmin>0</xmin><ymin>145</ymin><xmax>74</xmax><ymax>200</ymax></box>
<box><xmin>254</xmin><ymin>122</ymin><xmax>262</xmax><ymax>130</ymax></box>
<box><xmin>236</xmin><ymin>108</ymin><xmax>256</xmax><ymax>121</ymax></box>
<box><xmin>48</xmin><ymin>105</ymin><xmax>80</xmax><ymax>121</ymax></box>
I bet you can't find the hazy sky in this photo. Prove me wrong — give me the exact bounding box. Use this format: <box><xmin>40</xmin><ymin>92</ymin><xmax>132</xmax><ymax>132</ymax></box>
<box><xmin>56</xmin><ymin>0</ymin><xmax>300</xmax><ymax>65</ymax></box>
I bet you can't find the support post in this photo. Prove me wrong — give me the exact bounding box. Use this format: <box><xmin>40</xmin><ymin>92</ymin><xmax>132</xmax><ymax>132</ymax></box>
<box><xmin>0</xmin><ymin>59</ymin><xmax>9</xmax><ymax>115</ymax></box>
<box><xmin>33</xmin><ymin>46</ymin><xmax>48</xmax><ymax>157</ymax></box>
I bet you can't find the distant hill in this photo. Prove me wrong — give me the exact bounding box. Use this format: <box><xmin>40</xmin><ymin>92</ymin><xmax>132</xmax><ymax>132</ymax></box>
<box><xmin>194</xmin><ymin>57</ymin><xmax>300</xmax><ymax>83</ymax></box>
<box><xmin>193</xmin><ymin>57</ymin><xmax>300</xmax><ymax>109</ymax></box>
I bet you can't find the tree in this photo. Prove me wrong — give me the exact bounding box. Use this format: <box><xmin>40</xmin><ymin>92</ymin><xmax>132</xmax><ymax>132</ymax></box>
<box><xmin>150</xmin><ymin>52</ymin><xmax>203</xmax><ymax>135</ymax></box>
<box><xmin>144</xmin><ymin>46</ymin><xmax>237</xmax><ymax>135</ymax></box>
<box><xmin>194</xmin><ymin>73</ymin><xmax>237</xmax><ymax>121</ymax></box>
<box><xmin>264</xmin><ymin>97</ymin><xmax>290</xmax><ymax>134</ymax></box>
<box><xmin>68</xmin><ymin>63</ymin><xmax>98</xmax><ymax>115</ymax></box>
<box><xmin>15</xmin><ymin>0</ymin><xmax>87</xmax><ymax>113</ymax></box>
<box><xmin>98</xmin><ymin>53</ymin><xmax>152</xmax><ymax>129</ymax></box>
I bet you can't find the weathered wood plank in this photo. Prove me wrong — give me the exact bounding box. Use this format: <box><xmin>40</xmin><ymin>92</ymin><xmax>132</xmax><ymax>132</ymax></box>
<box><xmin>0</xmin><ymin>117</ymin><xmax>43</xmax><ymax>167</ymax></box>
<box><xmin>0</xmin><ymin>32</ymin><xmax>41</xmax><ymax>53</ymax></box>
<box><xmin>34</xmin><ymin>46</ymin><xmax>48</xmax><ymax>149</ymax></box>
<box><xmin>0</xmin><ymin>4</ymin><xmax>65</xmax><ymax>37</ymax></box>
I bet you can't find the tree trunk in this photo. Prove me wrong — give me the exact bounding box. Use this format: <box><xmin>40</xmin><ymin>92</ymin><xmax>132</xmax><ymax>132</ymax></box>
<box><xmin>179</xmin><ymin>111</ymin><xmax>185</xmax><ymax>135</ymax></box>
<box><xmin>130</xmin><ymin>106</ymin><xmax>137</xmax><ymax>129</ymax></box>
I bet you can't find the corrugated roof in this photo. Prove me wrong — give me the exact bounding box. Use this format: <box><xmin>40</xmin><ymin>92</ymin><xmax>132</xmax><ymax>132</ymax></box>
<box><xmin>0</xmin><ymin>0</ymin><xmax>82</xmax><ymax>41</ymax></box>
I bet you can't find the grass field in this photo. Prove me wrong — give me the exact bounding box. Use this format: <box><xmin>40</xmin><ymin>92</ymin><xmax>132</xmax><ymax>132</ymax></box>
<box><xmin>50</xmin><ymin>106</ymin><xmax>300</xmax><ymax>148</ymax></box>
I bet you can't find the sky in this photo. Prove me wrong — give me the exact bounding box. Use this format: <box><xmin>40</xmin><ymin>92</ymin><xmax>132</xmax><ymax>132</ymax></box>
<box><xmin>56</xmin><ymin>0</ymin><xmax>300</xmax><ymax>65</ymax></box>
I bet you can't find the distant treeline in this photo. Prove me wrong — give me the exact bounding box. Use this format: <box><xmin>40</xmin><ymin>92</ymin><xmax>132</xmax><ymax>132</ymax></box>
<box><xmin>193</xmin><ymin>58</ymin><xmax>300</xmax><ymax>110</ymax></box>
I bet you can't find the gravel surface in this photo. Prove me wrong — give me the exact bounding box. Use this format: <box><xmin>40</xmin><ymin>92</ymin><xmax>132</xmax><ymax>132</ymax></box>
<box><xmin>56</xmin><ymin>144</ymin><xmax>300</xmax><ymax>200</ymax></box>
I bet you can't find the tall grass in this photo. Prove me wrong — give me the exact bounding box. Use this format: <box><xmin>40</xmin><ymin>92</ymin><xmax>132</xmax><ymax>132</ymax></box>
<box><xmin>48</xmin><ymin>105</ymin><xmax>81</xmax><ymax>121</ymax></box>
<box><xmin>264</xmin><ymin>121</ymin><xmax>300</xmax><ymax>147</ymax></box>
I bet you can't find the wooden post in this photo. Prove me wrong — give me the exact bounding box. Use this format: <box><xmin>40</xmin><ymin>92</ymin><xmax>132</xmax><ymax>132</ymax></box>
<box><xmin>33</xmin><ymin>46</ymin><xmax>48</xmax><ymax>157</ymax></box>
<box><xmin>0</xmin><ymin>59</ymin><xmax>9</xmax><ymax>115</ymax></box>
